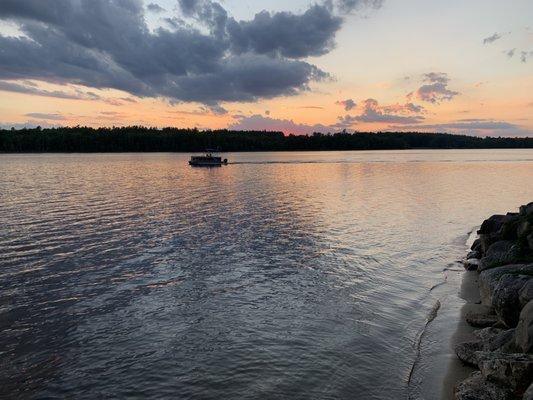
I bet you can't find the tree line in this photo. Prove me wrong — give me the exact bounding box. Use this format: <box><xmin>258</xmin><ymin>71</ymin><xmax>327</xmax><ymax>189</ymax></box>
<box><xmin>1</xmin><ymin>126</ymin><xmax>532</xmax><ymax>153</ymax></box>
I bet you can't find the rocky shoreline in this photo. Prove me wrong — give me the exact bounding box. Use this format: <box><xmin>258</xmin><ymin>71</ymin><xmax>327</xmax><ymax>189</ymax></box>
<box><xmin>452</xmin><ymin>203</ymin><xmax>533</xmax><ymax>399</ymax></box>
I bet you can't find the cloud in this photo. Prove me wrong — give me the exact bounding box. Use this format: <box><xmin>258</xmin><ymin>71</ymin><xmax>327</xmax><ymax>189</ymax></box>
<box><xmin>520</xmin><ymin>51</ymin><xmax>533</xmax><ymax>63</ymax></box>
<box><xmin>381</xmin><ymin>102</ymin><xmax>424</xmax><ymax>114</ymax></box>
<box><xmin>147</xmin><ymin>3</ymin><xmax>165</xmax><ymax>13</ymax></box>
<box><xmin>0</xmin><ymin>80</ymin><xmax>134</xmax><ymax>105</ymax></box>
<box><xmin>229</xmin><ymin>114</ymin><xmax>331</xmax><ymax>134</ymax></box>
<box><xmin>389</xmin><ymin>119</ymin><xmax>532</xmax><ymax>137</ymax></box>
<box><xmin>506</xmin><ymin>48</ymin><xmax>516</xmax><ymax>58</ymax></box>
<box><xmin>0</xmin><ymin>0</ymin><xmax>382</xmax><ymax>107</ymax></box>
<box><xmin>335</xmin><ymin>0</ymin><xmax>384</xmax><ymax>14</ymax></box>
<box><xmin>225</xmin><ymin>5</ymin><xmax>342</xmax><ymax>58</ymax></box>
<box><xmin>0</xmin><ymin>80</ymin><xmax>103</xmax><ymax>100</ymax></box>
<box><xmin>413</xmin><ymin>72</ymin><xmax>459</xmax><ymax>104</ymax></box>
<box><xmin>482</xmin><ymin>33</ymin><xmax>502</xmax><ymax>45</ymax></box>
<box><xmin>335</xmin><ymin>98</ymin><xmax>356</xmax><ymax>111</ymax></box>
<box><xmin>352</xmin><ymin>98</ymin><xmax>425</xmax><ymax>124</ymax></box>
<box><xmin>201</xmin><ymin>103</ymin><xmax>228</xmax><ymax>115</ymax></box>
<box><xmin>24</xmin><ymin>112</ymin><xmax>65</xmax><ymax>120</ymax></box>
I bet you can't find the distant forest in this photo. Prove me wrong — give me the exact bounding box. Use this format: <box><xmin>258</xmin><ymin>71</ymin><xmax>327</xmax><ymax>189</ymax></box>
<box><xmin>1</xmin><ymin>126</ymin><xmax>533</xmax><ymax>153</ymax></box>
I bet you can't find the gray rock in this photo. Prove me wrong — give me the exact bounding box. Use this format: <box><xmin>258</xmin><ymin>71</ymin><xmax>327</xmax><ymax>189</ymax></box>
<box><xmin>455</xmin><ymin>328</ymin><xmax>515</xmax><ymax>366</ymax></box>
<box><xmin>479</xmin><ymin>264</ymin><xmax>533</xmax><ymax>306</ymax></box>
<box><xmin>464</xmin><ymin>258</ymin><xmax>481</xmax><ymax>271</ymax></box>
<box><xmin>520</xmin><ymin>281</ymin><xmax>533</xmax><ymax>308</ymax></box>
<box><xmin>492</xmin><ymin>274</ymin><xmax>532</xmax><ymax>327</ymax></box>
<box><xmin>516</xmin><ymin>300</ymin><xmax>533</xmax><ymax>353</ymax></box>
<box><xmin>466</xmin><ymin>312</ymin><xmax>499</xmax><ymax>328</ymax></box>
<box><xmin>479</xmin><ymin>241</ymin><xmax>520</xmax><ymax>272</ymax></box>
<box><xmin>476</xmin><ymin>351</ymin><xmax>533</xmax><ymax>392</ymax></box>
<box><xmin>474</xmin><ymin>327</ymin><xmax>516</xmax><ymax>351</ymax></box>
<box><xmin>467</xmin><ymin>250</ymin><xmax>481</xmax><ymax>260</ymax></box>
<box><xmin>453</xmin><ymin>372</ymin><xmax>514</xmax><ymax>400</ymax></box>
<box><xmin>524</xmin><ymin>382</ymin><xmax>533</xmax><ymax>400</ymax></box>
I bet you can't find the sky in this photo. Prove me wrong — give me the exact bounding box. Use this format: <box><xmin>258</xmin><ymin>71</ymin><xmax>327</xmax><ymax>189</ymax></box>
<box><xmin>0</xmin><ymin>0</ymin><xmax>532</xmax><ymax>136</ymax></box>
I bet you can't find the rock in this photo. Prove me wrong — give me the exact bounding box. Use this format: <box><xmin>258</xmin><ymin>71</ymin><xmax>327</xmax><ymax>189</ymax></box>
<box><xmin>498</xmin><ymin>214</ymin><xmax>521</xmax><ymax>241</ymax></box>
<box><xmin>520</xmin><ymin>202</ymin><xmax>533</xmax><ymax>217</ymax></box>
<box><xmin>453</xmin><ymin>372</ymin><xmax>514</xmax><ymax>400</ymax></box>
<box><xmin>524</xmin><ymin>382</ymin><xmax>533</xmax><ymax>400</ymax></box>
<box><xmin>479</xmin><ymin>241</ymin><xmax>520</xmax><ymax>272</ymax></box>
<box><xmin>492</xmin><ymin>274</ymin><xmax>532</xmax><ymax>327</ymax></box>
<box><xmin>456</xmin><ymin>341</ymin><xmax>483</xmax><ymax>365</ymax></box>
<box><xmin>479</xmin><ymin>215</ymin><xmax>507</xmax><ymax>235</ymax></box>
<box><xmin>518</xmin><ymin>220</ymin><xmax>532</xmax><ymax>238</ymax></box>
<box><xmin>464</xmin><ymin>258</ymin><xmax>481</xmax><ymax>271</ymax></box>
<box><xmin>516</xmin><ymin>300</ymin><xmax>533</xmax><ymax>353</ymax></box>
<box><xmin>472</xmin><ymin>238</ymin><xmax>482</xmax><ymax>252</ymax></box>
<box><xmin>479</xmin><ymin>264</ymin><xmax>533</xmax><ymax>306</ymax></box>
<box><xmin>479</xmin><ymin>233</ymin><xmax>503</xmax><ymax>255</ymax></box>
<box><xmin>476</xmin><ymin>351</ymin><xmax>533</xmax><ymax>392</ymax></box>
<box><xmin>528</xmin><ymin>233</ymin><xmax>533</xmax><ymax>251</ymax></box>
<box><xmin>474</xmin><ymin>327</ymin><xmax>516</xmax><ymax>351</ymax></box>
<box><xmin>467</xmin><ymin>250</ymin><xmax>481</xmax><ymax>260</ymax></box>
<box><xmin>455</xmin><ymin>328</ymin><xmax>515</xmax><ymax>365</ymax></box>
<box><xmin>466</xmin><ymin>312</ymin><xmax>499</xmax><ymax>328</ymax></box>
<box><xmin>519</xmin><ymin>281</ymin><xmax>533</xmax><ymax>308</ymax></box>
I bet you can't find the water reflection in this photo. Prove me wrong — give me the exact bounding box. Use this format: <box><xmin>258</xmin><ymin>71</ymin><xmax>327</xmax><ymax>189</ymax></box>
<box><xmin>1</xmin><ymin>150</ymin><xmax>533</xmax><ymax>399</ymax></box>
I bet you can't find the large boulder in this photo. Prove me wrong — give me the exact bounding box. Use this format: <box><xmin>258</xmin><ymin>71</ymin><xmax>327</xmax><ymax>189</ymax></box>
<box><xmin>479</xmin><ymin>215</ymin><xmax>507</xmax><ymax>235</ymax></box>
<box><xmin>498</xmin><ymin>214</ymin><xmax>522</xmax><ymax>241</ymax></box>
<box><xmin>476</xmin><ymin>351</ymin><xmax>533</xmax><ymax>393</ymax></box>
<box><xmin>479</xmin><ymin>233</ymin><xmax>504</xmax><ymax>255</ymax></box>
<box><xmin>516</xmin><ymin>300</ymin><xmax>533</xmax><ymax>353</ymax></box>
<box><xmin>492</xmin><ymin>274</ymin><xmax>532</xmax><ymax>327</ymax></box>
<box><xmin>455</xmin><ymin>328</ymin><xmax>515</xmax><ymax>366</ymax></box>
<box><xmin>478</xmin><ymin>215</ymin><xmax>507</xmax><ymax>235</ymax></box>
<box><xmin>520</xmin><ymin>202</ymin><xmax>533</xmax><ymax>217</ymax></box>
<box><xmin>479</xmin><ymin>241</ymin><xmax>521</xmax><ymax>272</ymax></box>
<box><xmin>520</xmin><ymin>281</ymin><xmax>533</xmax><ymax>308</ymax></box>
<box><xmin>453</xmin><ymin>372</ymin><xmax>514</xmax><ymax>400</ymax></box>
<box><xmin>479</xmin><ymin>264</ymin><xmax>533</xmax><ymax>306</ymax></box>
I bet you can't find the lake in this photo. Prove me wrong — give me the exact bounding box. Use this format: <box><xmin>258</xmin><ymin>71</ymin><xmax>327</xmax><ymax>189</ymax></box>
<box><xmin>1</xmin><ymin>150</ymin><xmax>533</xmax><ymax>399</ymax></box>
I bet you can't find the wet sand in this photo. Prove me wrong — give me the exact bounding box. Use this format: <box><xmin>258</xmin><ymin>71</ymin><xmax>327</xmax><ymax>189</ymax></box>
<box><xmin>440</xmin><ymin>269</ymin><xmax>485</xmax><ymax>399</ymax></box>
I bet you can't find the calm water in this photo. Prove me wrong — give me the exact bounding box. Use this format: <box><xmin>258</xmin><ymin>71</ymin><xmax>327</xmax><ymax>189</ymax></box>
<box><xmin>1</xmin><ymin>150</ymin><xmax>533</xmax><ymax>400</ymax></box>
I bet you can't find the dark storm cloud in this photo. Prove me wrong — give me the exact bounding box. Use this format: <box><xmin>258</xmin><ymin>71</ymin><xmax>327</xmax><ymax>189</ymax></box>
<box><xmin>1</xmin><ymin>0</ymin><xmax>374</xmax><ymax>106</ymax></box>
<box><xmin>226</xmin><ymin>5</ymin><xmax>342</xmax><ymax>58</ymax></box>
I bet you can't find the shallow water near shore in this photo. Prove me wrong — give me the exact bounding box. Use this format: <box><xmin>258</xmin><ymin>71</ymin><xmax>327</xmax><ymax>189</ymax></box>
<box><xmin>1</xmin><ymin>149</ymin><xmax>533</xmax><ymax>399</ymax></box>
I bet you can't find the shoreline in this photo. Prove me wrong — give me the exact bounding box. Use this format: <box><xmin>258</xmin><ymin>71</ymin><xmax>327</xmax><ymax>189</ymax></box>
<box><xmin>441</xmin><ymin>203</ymin><xmax>533</xmax><ymax>399</ymax></box>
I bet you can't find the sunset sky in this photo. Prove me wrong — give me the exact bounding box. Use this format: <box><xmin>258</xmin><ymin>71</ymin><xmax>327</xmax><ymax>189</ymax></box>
<box><xmin>0</xmin><ymin>0</ymin><xmax>532</xmax><ymax>136</ymax></box>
